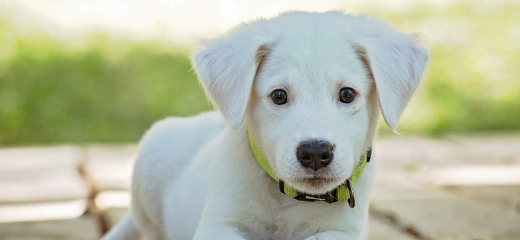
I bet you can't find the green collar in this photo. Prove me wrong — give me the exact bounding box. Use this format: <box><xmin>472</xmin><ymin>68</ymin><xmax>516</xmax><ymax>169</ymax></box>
<box><xmin>248</xmin><ymin>131</ymin><xmax>371</xmax><ymax>207</ymax></box>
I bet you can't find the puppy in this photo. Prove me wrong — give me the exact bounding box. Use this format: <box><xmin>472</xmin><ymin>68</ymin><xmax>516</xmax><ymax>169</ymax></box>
<box><xmin>101</xmin><ymin>11</ymin><xmax>428</xmax><ymax>240</ymax></box>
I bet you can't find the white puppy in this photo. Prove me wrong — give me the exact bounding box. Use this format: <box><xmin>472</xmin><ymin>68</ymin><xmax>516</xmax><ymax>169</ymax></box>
<box><xmin>102</xmin><ymin>11</ymin><xmax>428</xmax><ymax>240</ymax></box>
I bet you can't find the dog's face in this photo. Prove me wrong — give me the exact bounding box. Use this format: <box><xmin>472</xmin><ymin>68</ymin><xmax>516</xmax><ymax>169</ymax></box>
<box><xmin>193</xmin><ymin>12</ymin><xmax>428</xmax><ymax>194</ymax></box>
<box><xmin>247</xmin><ymin>37</ymin><xmax>377</xmax><ymax>194</ymax></box>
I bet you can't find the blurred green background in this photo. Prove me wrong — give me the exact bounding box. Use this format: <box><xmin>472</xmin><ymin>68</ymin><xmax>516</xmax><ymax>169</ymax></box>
<box><xmin>0</xmin><ymin>1</ymin><xmax>519</xmax><ymax>145</ymax></box>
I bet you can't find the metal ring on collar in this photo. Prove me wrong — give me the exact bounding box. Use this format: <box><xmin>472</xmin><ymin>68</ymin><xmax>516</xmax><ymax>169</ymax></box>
<box><xmin>346</xmin><ymin>179</ymin><xmax>355</xmax><ymax>208</ymax></box>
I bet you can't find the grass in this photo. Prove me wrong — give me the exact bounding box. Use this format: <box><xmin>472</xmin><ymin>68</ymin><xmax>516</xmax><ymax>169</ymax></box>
<box><xmin>0</xmin><ymin>35</ymin><xmax>211</xmax><ymax>145</ymax></box>
<box><xmin>377</xmin><ymin>2</ymin><xmax>520</xmax><ymax>135</ymax></box>
<box><xmin>0</xmin><ymin>2</ymin><xmax>519</xmax><ymax>145</ymax></box>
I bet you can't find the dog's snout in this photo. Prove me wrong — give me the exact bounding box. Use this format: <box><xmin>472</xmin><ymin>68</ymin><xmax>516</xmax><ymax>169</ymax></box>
<box><xmin>296</xmin><ymin>140</ymin><xmax>334</xmax><ymax>171</ymax></box>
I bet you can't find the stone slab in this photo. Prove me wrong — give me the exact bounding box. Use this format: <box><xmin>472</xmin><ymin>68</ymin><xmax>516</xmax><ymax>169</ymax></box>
<box><xmin>368</xmin><ymin>217</ymin><xmax>416</xmax><ymax>240</ymax></box>
<box><xmin>375</xmin><ymin>136</ymin><xmax>462</xmax><ymax>168</ymax></box>
<box><xmin>0</xmin><ymin>146</ymin><xmax>89</xmax><ymax>204</ymax></box>
<box><xmin>374</xmin><ymin>136</ymin><xmax>520</xmax><ymax>188</ymax></box>
<box><xmin>101</xmin><ymin>207</ymin><xmax>144</xmax><ymax>240</ymax></box>
<box><xmin>370</xmin><ymin>187</ymin><xmax>456</xmax><ymax>201</ymax></box>
<box><xmin>376</xmin><ymin>135</ymin><xmax>520</xmax><ymax>168</ymax></box>
<box><xmin>85</xmin><ymin>145</ymin><xmax>137</xmax><ymax>191</ymax></box>
<box><xmin>371</xmin><ymin>194</ymin><xmax>520</xmax><ymax>239</ymax></box>
<box><xmin>443</xmin><ymin>185</ymin><xmax>520</xmax><ymax>215</ymax></box>
<box><xmin>0</xmin><ymin>214</ymin><xmax>100</xmax><ymax>240</ymax></box>
<box><xmin>449</xmin><ymin>134</ymin><xmax>520</xmax><ymax>164</ymax></box>
<box><xmin>103</xmin><ymin>207</ymin><xmax>129</xmax><ymax>229</ymax></box>
<box><xmin>0</xmin><ymin>146</ymin><xmax>84</xmax><ymax>172</ymax></box>
<box><xmin>95</xmin><ymin>190</ymin><xmax>131</xmax><ymax>211</ymax></box>
<box><xmin>0</xmin><ymin>169</ymin><xmax>89</xmax><ymax>204</ymax></box>
<box><xmin>0</xmin><ymin>199</ymin><xmax>88</xmax><ymax>223</ymax></box>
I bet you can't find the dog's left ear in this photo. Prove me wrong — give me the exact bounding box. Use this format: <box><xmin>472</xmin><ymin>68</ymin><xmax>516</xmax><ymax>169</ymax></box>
<box><xmin>354</xmin><ymin>31</ymin><xmax>429</xmax><ymax>130</ymax></box>
<box><xmin>192</xmin><ymin>27</ymin><xmax>271</xmax><ymax>129</ymax></box>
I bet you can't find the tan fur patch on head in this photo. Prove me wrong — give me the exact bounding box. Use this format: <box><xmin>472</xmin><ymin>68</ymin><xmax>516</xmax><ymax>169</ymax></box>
<box><xmin>255</xmin><ymin>44</ymin><xmax>271</xmax><ymax>78</ymax></box>
<box><xmin>353</xmin><ymin>45</ymin><xmax>374</xmax><ymax>82</ymax></box>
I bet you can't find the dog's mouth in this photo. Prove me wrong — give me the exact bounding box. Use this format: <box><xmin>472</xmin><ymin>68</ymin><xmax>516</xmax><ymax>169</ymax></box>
<box><xmin>286</xmin><ymin>172</ymin><xmax>346</xmax><ymax>194</ymax></box>
<box><xmin>297</xmin><ymin>177</ymin><xmax>337</xmax><ymax>188</ymax></box>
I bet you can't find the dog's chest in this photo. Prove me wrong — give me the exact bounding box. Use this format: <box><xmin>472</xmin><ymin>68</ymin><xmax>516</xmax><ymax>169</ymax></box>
<box><xmin>242</xmin><ymin>186</ymin><xmax>336</xmax><ymax>240</ymax></box>
<box><xmin>235</xmin><ymin>205</ymin><xmax>316</xmax><ymax>240</ymax></box>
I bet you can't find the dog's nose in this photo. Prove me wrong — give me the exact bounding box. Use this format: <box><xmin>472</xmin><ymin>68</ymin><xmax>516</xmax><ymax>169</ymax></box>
<box><xmin>296</xmin><ymin>140</ymin><xmax>334</xmax><ymax>171</ymax></box>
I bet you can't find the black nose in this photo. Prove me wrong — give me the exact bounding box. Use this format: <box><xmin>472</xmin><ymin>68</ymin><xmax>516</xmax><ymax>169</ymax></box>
<box><xmin>296</xmin><ymin>140</ymin><xmax>334</xmax><ymax>171</ymax></box>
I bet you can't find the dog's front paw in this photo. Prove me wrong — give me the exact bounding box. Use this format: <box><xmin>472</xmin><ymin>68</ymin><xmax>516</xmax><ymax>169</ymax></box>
<box><xmin>305</xmin><ymin>234</ymin><xmax>334</xmax><ymax>240</ymax></box>
<box><xmin>306</xmin><ymin>231</ymin><xmax>356</xmax><ymax>240</ymax></box>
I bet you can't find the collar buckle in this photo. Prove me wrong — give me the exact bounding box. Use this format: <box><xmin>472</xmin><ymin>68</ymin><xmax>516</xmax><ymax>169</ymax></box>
<box><xmin>293</xmin><ymin>190</ymin><xmax>338</xmax><ymax>204</ymax></box>
<box><xmin>279</xmin><ymin>180</ymin><xmax>338</xmax><ymax>204</ymax></box>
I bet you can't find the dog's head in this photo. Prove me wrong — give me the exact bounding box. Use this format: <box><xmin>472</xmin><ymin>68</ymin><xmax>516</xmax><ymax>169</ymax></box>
<box><xmin>192</xmin><ymin>12</ymin><xmax>428</xmax><ymax>194</ymax></box>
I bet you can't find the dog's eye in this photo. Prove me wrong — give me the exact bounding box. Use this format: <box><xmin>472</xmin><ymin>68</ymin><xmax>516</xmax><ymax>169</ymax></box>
<box><xmin>339</xmin><ymin>88</ymin><xmax>356</xmax><ymax>103</ymax></box>
<box><xmin>271</xmin><ymin>89</ymin><xmax>288</xmax><ymax>105</ymax></box>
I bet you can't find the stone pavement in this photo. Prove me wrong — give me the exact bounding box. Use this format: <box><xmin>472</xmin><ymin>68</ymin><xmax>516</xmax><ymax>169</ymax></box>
<box><xmin>0</xmin><ymin>134</ymin><xmax>519</xmax><ymax>240</ymax></box>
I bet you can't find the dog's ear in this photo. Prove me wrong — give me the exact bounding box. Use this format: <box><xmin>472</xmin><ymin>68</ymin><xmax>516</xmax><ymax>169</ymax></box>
<box><xmin>354</xmin><ymin>32</ymin><xmax>429</xmax><ymax>131</ymax></box>
<box><xmin>192</xmin><ymin>28</ymin><xmax>270</xmax><ymax>129</ymax></box>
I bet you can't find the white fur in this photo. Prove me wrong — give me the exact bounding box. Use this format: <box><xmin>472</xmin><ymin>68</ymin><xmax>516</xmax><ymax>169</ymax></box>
<box><xmin>101</xmin><ymin>11</ymin><xmax>428</xmax><ymax>240</ymax></box>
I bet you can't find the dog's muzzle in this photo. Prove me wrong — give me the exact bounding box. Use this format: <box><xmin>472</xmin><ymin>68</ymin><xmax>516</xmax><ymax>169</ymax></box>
<box><xmin>249</xmin><ymin>131</ymin><xmax>371</xmax><ymax>207</ymax></box>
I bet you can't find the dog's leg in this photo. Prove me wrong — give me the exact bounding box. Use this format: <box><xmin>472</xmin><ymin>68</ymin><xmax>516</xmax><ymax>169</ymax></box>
<box><xmin>304</xmin><ymin>230</ymin><xmax>361</xmax><ymax>240</ymax></box>
<box><xmin>193</xmin><ymin>223</ymin><xmax>246</xmax><ymax>240</ymax></box>
<box><xmin>133</xmin><ymin>201</ymin><xmax>165</xmax><ymax>240</ymax></box>
<box><xmin>359</xmin><ymin>215</ymin><xmax>369</xmax><ymax>240</ymax></box>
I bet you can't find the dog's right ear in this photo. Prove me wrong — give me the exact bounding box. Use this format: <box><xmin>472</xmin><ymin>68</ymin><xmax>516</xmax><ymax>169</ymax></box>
<box><xmin>353</xmin><ymin>25</ymin><xmax>429</xmax><ymax>131</ymax></box>
<box><xmin>192</xmin><ymin>27</ymin><xmax>271</xmax><ymax>129</ymax></box>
